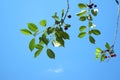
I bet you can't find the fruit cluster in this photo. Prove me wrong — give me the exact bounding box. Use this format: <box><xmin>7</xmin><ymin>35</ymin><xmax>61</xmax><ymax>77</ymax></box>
<box><xmin>87</xmin><ymin>3</ymin><xmax>97</xmax><ymax>9</ymax></box>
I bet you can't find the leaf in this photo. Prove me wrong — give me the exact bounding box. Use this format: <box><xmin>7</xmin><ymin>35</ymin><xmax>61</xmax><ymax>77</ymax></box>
<box><xmin>88</xmin><ymin>22</ymin><xmax>93</xmax><ymax>27</ymax></box>
<box><xmin>79</xmin><ymin>16</ymin><xmax>86</xmax><ymax>21</ymax></box>
<box><xmin>64</xmin><ymin>24</ymin><xmax>71</xmax><ymax>28</ymax></box>
<box><xmin>79</xmin><ymin>26</ymin><xmax>86</xmax><ymax>31</ymax></box>
<box><xmin>35</xmin><ymin>44</ymin><xmax>43</xmax><ymax>49</ymax></box>
<box><xmin>96</xmin><ymin>48</ymin><xmax>102</xmax><ymax>53</ymax></box>
<box><xmin>89</xmin><ymin>36</ymin><xmax>95</xmax><ymax>44</ymax></box>
<box><xmin>78</xmin><ymin>32</ymin><xmax>86</xmax><ymax>38</ymax></box>
<box><xmin>91</xmin><ymin>29</ymin><xmax>101</xmax><ymax>35</ymax></box>
<box><xmin>29</xmin><ymin>38</ymin><xmax>35</xmax><ymax>51</ymax></box>
<box><xmin>56</xmin><ymin>37</ymin><xmax>64</xmax><ymax>47</ymax></box>
<box><xmin>40</xmin><ymin>20</ymin><xmax>47</xmax><ymax>27</ymax></box>
<box><xmin>95</xmin><ymin>54</ymin><xmax>101</xmax><ymax>60</ymax></box>
<box><xmin>47</xmin><ymin>49</ymin><xmax>55</xmax><ymax>59</ymax></box>
<box><xmin>101</xmin><ymin>55</ymin><xmax>105</xmax><ymax>62</ymax></box>
<box><xmin>91</xmin><ymin>9</ymin><xmax>98</xmax><ymax>16</ymax></box>
<box><xmin>20</xmin><ymin>29</ymin><xmax>32</xmax><ymax>35</ymax></box>
<box><xmin>105</xmin><ymin>42</ymin><xmax>111</xmax><ymax>50</ymax></box>
<box><xmin>52</xmin><ymin>40</ymin><xmax>61</xmax><ymax>47</ymax></box>
<box><xmin>40</xmin><ymin>34</ymin><xmax>49</xmax><ymax>45</ymax></box>
<box><xmin>47</xmin><ymin>27</ymin><xmax>54</xmax><ymax>35</ymax></box>
<box><xmin>61</xmin><ymin>31</ymin><xmax>70</xmax><ymax>39</ymax></box>
<box><xmin>78</xmin><ymin>3</ymin><xmax>87</xmax><ymax>9</ymax></box>
<box><xmin>87</xmin><ymin>14</ymin><xmax>93</xmax><ymax>21</ymax></box>
<box><xmin>28</xmin><ymin>23</ymin><xmax>38</xmax><ymax>32</ymax></box>
<box><xmin>34</xmin><ymin>47</ymin><xmax>43</xmax><ymax>58</ymax></box>
<box><xmin>61</xmin><ymin>9</ymin><xmax>64</xmax><ymax>17</ymax></box>
<box><xmin>52</xmin><ymin>12</ymin><xmax>59</xmax><ymax>21</ymax></box>
<box><xmin>76</xmin><ymin>10</ymin><xmax>87</xmax><ymax>17</ymax></box>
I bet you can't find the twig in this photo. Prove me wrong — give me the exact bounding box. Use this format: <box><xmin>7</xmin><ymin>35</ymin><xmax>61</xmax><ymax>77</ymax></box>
<box><xmin>112</xmin><ymin>4</ymin><xmax>120</xmax><ymax>46</ymax></box>
<box><xmin>63</xmin><ymin>0</ymin><xmax>69</xmax><ymax>21</ymax></box>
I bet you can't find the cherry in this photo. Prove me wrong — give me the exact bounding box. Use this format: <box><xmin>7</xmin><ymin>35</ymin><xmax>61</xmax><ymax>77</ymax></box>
<box><xmin>110</xmin><ymin>54</ymin><xmax>116</xmax><ymax>57</ymax></box>
<box><xmin>64</xmin><ymin>27</ymin><xmax>68</xmax><ymax>30</ymax></box>
<box><xmin>94</xmin><ymin>5</ymin><xmax>97</xmax><ymax>8</ymax></box>
<box><xmin>67</xmin><ymin>15</ymin><xmax>71</xmax><ymax>18</ymax></box>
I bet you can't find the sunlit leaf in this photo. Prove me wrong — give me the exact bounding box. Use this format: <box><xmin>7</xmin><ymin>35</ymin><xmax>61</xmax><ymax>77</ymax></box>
<box><xmin>78</xmin><ymin>32</ymin><xmax>86</xmax><ymax>38</ymax></box>
<box><xmin>40</xmin><ymin>20</ymin><xmax>47</xmax><ymax>27</ymax></box>
<box><xmin>87</xmin><ymin>14</ymin><xmax>93</xmax><ymax>21</ymax></box>
<box><xmin>89</xmin><ymin>36</ymin><xmax>95</xmax><ymax>44</ymax></box>
<box><xmin>29</xmin><ymin>38</ymin><xmax>35</xmax><ymax>51</ymax></box>
<box><xmin>91</xmin><ymin>9</ymin><xmax>98</xmax><ymax>16</ymax></box>
<box><xmin>95</xmin><ymin>54</ymin><xmax>101</xmax><ymax>60</ymax></box>
<box><xmin>79</xmin><ymin>16</ymin><xmax>86</xmax><ymax>21</ymax></box>
<box><xmin>91</xmin><ymin>29</ymin><xmax>101</xmax><ymax>35</ymax></box>
<box><xmin>96</xmin><ymin>48</ymin><xmax>102</xmax><ymax>53</ymax></box>
<box><xmin>79</xmin><ymin>26</ymin><xmax>86</xmax><ymax>31</ymax></box>
<box><xmin>76</xmin><ymin>10</ymin><xmax>87</xmax><ymax>17</ymax></box>
<box><xmin>56</xmin><ymin>37</ymin><xmax>64</xmax><ymax>47</ymax></box>
<box><xmin>105</xmin><ymin>42</ymin><xmax>111</xmax><ymax>50</ymax></box>
<box><xmin>28</xmin><ymin>23</ymin><xmax>38</xmax><ymax>32</ymax></box>
<box><xmin>78</xmin><ymin>3</ymin><xmax>87</xmax><ymax>9</ymax></box>
<box><xmin>52</xmin><ymin>40</ymin><xmax>61</xmax><ymax>47</ymax></box>
<box><xmin>20</xmin><ymin>29</ymin><xmax>32</xmax><ymax>35</ymax></box>
<box><xmin>47</xmin><ymin>49</ymin><xmax>55</xmax><ymax>59</ymax></box>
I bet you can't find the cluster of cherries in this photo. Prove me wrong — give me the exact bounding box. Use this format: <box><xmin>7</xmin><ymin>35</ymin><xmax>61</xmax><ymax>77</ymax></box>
<box><xmin>87</xmin><ymin>3</ymin><xmax>97</xmax><ymax>9</ymax></box>
<box><xmin>101</xmin><ymin>49</ymin><xmax>117</xmax><ymax>59</ymax></box>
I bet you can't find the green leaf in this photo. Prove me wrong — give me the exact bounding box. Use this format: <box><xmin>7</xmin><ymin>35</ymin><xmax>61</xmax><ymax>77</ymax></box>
<box><xmin>95</xmin><ymin>54</ymin><xmax>101</xmax><ymax>60</ymax></box>
<box><xmin>47</xmin><ymin>49</ymin><xmax>55</xmax><ymax>59</ymax></box>
<box><xmin>52</xmin><ymin>12</ymin><xmax>59</xmax><ymax>21</ymax></box>
<box><xmin>61</xmin><ymin>31</ymin><xmax>70</xmax><ymax>39</ymax></box>
<box><xmin>40</xmin><ymin>34</ymin><xmax>49</xmax><ymax>45</ymax></box>
<box><xmin>105</xmin><ymin>42</ymin><xmax>111</xmax><ymax>50</ymax></box>
<box><xmin>34</xmin><ymin>47</ymin><xmax>43</xmax><ymax>58</ymax></box>
<box><xmin>91</xmin><ymin>29</ymin><xmax>101</xmax><ymax>35</ymax></box>
<box><xmin>28</xmin><ymin>23</ymin><xmax>38</xmax><ymax>32</ymax></box>
<box><xmin>47</xmin><ymin>27</ymin><xmax>55</xmax><ymax>35</ymax></box>
<box><xmin>91</xmin><ymin>9</ymin><xmax>98</xmax><ymax>16</ymax></box>
<box><xmin>96</xmin><ymin>48</ymin><xmax>102</xmax><ymax>53</ymax></box>
<box><xmin>78</xmin><ymin>32</ymin><xmax>86</xmax><ymax>38</ymax></box>
<box><xmin>89</xmin><ymin>36</ymin><xmax>95</xmax><ymax>44</ymax></box>
<box><xmin>78</xmin><ymin>3</ymin><xmax>87</xmax><ymax>9</ymax></box>
<box><xmin>56</xmin><ymin>37</ymin><xmax>64</xmax><ymax>47</ymax></box>
<box><xmin>35</xmin><ymin>44</ymin><xmax>43</xmax><ymax>49</ymax></box>
<box><xmin>79</xmin><ymin>26</ymin><xmax>86</xmax><ymax>31</ymax></box>
<box><xmin>20</xmin><ymin>29</ymin><xmax>32</xmax><ymax>35</ymax></box>
<box><xmin>88</xmin><ymin>22</ymin><xmax>93</xmax><ymax>27</ymax></box>
<box><xmin>61</xmin><ymin>9</ymin><xmax>64</xmax><ymax>17</ymax></box>
<box><xmin>29</xmin><ymin>38</ymin><xmax>35</xmax><ymax>51</ymax></box>
<box><xmin>101</xmin><ymin>55</ymin><xmax>105</xmax><ymax>62</ymax></box>
<box><xmin>76</xmin><ymin>10</ymin><xmax>87</xmax><ymax>17</ymax></box>
<box><xmin>87</xmin><ymin>14</ymin><xmax>93</xmax><ymax>21</ymax></box>
<box><xmin>64</xmin><ymin>24</ymin><xmax>71</xmax><ymax>28</ymax></box>
<box><xmin>40</xmin><ymin>20</ymin><xmax>47</xmax><ymax>27</ymax></box>
<box><xmin>79</xmin><ymin>16</ymin><xmax>86</xmax><ymax>21</ymax></box>
<box><xmin>52</xmin><ymin>40</ymin><xmax>61</xmax><ymax>47</ymax></box>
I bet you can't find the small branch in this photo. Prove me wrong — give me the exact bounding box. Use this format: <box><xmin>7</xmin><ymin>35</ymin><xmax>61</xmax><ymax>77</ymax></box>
<box><xmin>63</xmin><ymin>0</ymin><xmax>69</xmax><ymax>21</ymax></box>
<box><xmin>112</xmin><ymin>4</ymin><xmax>120</xmax><ymax>45</ymax></box>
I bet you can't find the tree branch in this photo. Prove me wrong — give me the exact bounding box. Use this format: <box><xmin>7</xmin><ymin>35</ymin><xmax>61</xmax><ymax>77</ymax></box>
<box><xmin>63</xmin><ymin>0</ymin><xmax>69</xmax><ymax>21</ymax></box>
<box><xmin>112</xmin><ymin>4</ymin><xmax>120</xmax><ymax>46</ymax></box>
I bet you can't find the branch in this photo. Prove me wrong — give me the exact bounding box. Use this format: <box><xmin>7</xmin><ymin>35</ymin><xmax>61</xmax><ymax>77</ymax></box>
<box><xmin>63</xmin><ymin>0</ymin><xmax>69</xmax><ymax>21</ymax></box>
<box><xmin>112</xmin><ymin>3</ymin><xmax>120</xmax><ymax>46</ymax></box>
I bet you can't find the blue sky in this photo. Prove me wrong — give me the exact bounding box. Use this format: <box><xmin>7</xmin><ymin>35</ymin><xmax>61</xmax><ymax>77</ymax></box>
<box><xmin>0</xmin><ymin>0</ymin><xmax>120</xmax><ymax>80</ymax></box>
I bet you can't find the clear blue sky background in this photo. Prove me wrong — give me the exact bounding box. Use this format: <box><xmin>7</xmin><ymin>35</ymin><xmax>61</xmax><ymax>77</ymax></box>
<box><xmin>0</xmin><ymin>0</ymin><xmax>120</xmax><ymax>80</ymax></box>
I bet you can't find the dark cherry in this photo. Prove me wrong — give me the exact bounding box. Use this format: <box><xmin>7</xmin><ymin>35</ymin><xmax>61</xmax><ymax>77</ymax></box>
<box><xmin>67</xmin><ymin>15</ymin><xmax>71</xmax><ymax>18</ymax></box>
<box><xmin>64</xmin><ymin>27</ymin><xmax>68</xmax><ymax>30</ymax></box>
<box><xmin>94</xmin><ymin>5</ymin><xmax>97</xmax><ymax>8</ymax></box>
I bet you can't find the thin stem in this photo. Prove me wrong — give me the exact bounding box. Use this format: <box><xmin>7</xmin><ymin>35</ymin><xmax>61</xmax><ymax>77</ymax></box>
<box><xmin>63</xmin><ymin>0</ymin><xmax>69</xmax><ymax>21</ymax></box>
<box><xmin>112</xmin><ymin>5</ymin><xmax>120</xmax><ymax>46</ymax></box>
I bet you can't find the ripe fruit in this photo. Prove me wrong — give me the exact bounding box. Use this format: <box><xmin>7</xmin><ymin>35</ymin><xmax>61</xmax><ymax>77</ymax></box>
<box><xmin>110</xmin><ymin>54</ymin><xmax>116</xmax><ymax>57</ymax></box>
<box><xmin>64</xmin><ymin>27</ymin><xmax>68</xmax><ymax>30</ymax></box>
<box><xmin>94</xmin><ymin>5</ymin><xmax>97</xmax><ymax>8</ymax></box>
<box><xmin>67</xmin><ymin>15</ymin><xmax>71</xmax><ymax>18</ymax></box>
